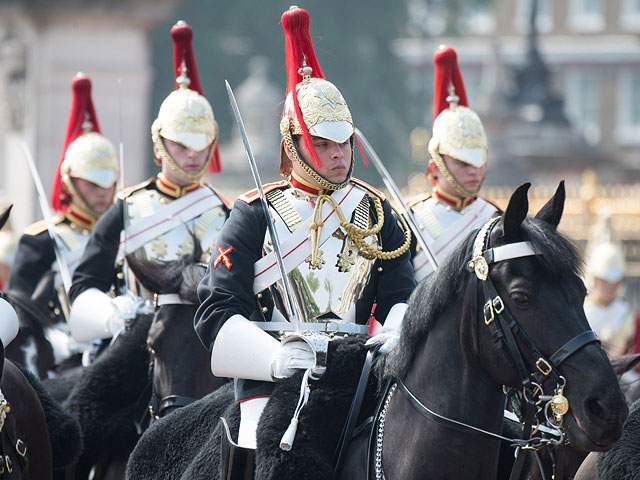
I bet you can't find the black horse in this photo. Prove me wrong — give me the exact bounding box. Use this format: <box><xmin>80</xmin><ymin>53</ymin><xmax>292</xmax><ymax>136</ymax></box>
<box><xmin>127</xmin><ymin>183</ymin><xmax>629</xmax><ymax>479</ymax></box>
<box><xmin>573</xmin><ymin>398</ymin><xmax>640</xmax><ymax>480</ymax></box>
<box><xmin>126</xmin><ymin>248</ymin><xmax>228</xmax><ymax>421</ymax></box>
<box><xmin>5</xmin><ymin>270</ymin><xmax>82</xmax><ymax>380</ymax></box>
<box><xmin>0</xmin><ymin>339</ymin><xmax>53</xmax><ymax>479</ymax></box>
<box><xmin>58</xmin><ymin>248</ymin><xmax>225</xmax><ymax>480</ymax></box>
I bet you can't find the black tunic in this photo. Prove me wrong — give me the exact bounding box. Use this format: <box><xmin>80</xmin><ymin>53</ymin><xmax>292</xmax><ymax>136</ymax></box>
<box><xmin>10</xmin><ymin>226</ymin><xmax>57</xmax><ymax>296</ymax></box>
<box><xmin>68</xmin><ymin>199</ymin><xmax>124</xmax><ymax>303</ymax></box>
<box><xmin>195</xmin><ymin>186</ymin><xmax>417</xmax><ymax>401</ymax></box>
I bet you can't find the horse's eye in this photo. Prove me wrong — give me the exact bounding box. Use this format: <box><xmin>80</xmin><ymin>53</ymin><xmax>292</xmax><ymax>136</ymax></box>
<box><xmin>511</xmin><ymin>292</ymin><xmax>529</xmax><ymax>306</ymax></box>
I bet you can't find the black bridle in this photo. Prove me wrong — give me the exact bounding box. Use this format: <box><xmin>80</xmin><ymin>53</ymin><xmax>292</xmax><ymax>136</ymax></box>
<box><xmin>140</xmin><ymin>294</ymin><xmax>199</xmax><ymax>429</ymax></box>
<box><xmin>384</xmin><ymin>217</ymin><xmax>600</xmax><ymax>480</ymax></box>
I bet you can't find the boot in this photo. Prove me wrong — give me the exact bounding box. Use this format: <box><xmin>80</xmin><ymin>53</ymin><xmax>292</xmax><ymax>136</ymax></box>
<box><xmin>220</xmin><ymin>417</ymin><xmax>255</xmax><ymax>480</ymax></box>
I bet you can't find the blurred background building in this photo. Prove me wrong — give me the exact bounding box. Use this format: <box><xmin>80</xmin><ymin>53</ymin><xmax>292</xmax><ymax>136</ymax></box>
<box><xmin>0</xmin><ymin>0</ymin><xmax>638</xmax><ymax>302</ymax></box>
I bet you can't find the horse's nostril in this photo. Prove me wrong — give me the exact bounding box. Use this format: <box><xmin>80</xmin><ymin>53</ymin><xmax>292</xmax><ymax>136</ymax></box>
<box><xmin>584</xmin><ymin>397</ymin><xmax>606</xmax><ymax>421</ymax></box>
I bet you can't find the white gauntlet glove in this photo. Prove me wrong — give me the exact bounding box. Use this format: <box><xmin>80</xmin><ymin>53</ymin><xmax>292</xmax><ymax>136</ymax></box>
<box><xmin>270</xmin><ymin>340</ymin><xmax>316</xmax><ymax>379</ymax></box>
<box><xmin>365</xmin><ymin>303</ymin><xmax>408</xmax><ymax>355</ymax></box>
<box><xmin>69</xmin><ymin>288</ymin><xmax>142</xmax><ymax>342</ymax></box>
<box><xmin>111</xmin><ymin>293</ymin><xmax>144</xmax><ymax>322</ymax></box>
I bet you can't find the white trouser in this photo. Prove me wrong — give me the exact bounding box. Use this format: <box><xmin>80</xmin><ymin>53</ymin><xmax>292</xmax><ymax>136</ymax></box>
<box><xmin>238</xmin><ymin>397</ymin><xmax>270</xmax><ymax>449</ymax></box>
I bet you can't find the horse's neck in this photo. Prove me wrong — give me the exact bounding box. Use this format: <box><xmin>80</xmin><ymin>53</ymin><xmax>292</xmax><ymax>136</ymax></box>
<box><xmin>384</xmin><ymin>302</ymin><xmax>506</xmax><ymax>478</ymax></box>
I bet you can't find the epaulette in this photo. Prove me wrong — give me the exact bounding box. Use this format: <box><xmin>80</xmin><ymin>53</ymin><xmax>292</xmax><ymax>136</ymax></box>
<box><xmin>351</xmin><ymin>178</ymin><xmax>386</xmax><ymax>201</ymax></box>
<box><xmin>23</xmin><ymin>214</ymin><xmax>64</xmax><ymax>236</ymax></box>
<box><xmin>238</xmin><ymin>181</ymin><xmax>289</xmax><ymax>204</ymax></box>
<box><xmin>405</xmin><ymin>192</ymin><xmax>432</xmax><ymax>209</ymax></box>
<box><xmin>203</xmin><ymin>183</ymin><xmax>233</xmax><ymax>210</ymax></box>
<box><xmin>117</xmin><ymin>178</ymin><xmax>154</xmax><ymax>200</ymax></box>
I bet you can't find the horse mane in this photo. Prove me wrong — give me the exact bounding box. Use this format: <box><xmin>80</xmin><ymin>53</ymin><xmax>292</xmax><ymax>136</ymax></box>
<box><xmin>381</xmin><ymin>215</ymin><xmax>584</xmax><ymax>381</ymax></box>
<box><xmin>125</xmin><ymin>236</ymin><xmax>205</xmax><ymax>304</ymax></box>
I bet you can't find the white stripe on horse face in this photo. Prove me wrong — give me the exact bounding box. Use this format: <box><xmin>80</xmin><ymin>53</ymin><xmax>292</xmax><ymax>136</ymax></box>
<box><xmin>44</xmin><ymin>325</ymin><xmax>76</xmax><ymax>365</ymax></box>
<box><xmin>21</xmin><ymin>336</ymin><xmax>39</xmax><ymax>377</ymax></box>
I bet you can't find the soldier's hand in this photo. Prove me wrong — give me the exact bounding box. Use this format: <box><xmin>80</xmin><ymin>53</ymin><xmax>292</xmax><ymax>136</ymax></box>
<box><xmin>271</xmin><ymin>340</ymin><xmax>316</xmax><ymax>379</ymax></box>
<box><xmin>365</xmin><ymin>303</ymin><xmax>408</xmax><ymax>355</ymax></box>
<box><xmin>365</xmin><ymin>329</ymin><xmax>400</xmax><ymax>355</ymax></box>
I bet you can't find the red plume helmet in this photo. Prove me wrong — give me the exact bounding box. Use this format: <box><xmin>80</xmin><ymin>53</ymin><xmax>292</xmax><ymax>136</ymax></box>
<box><xmin>281</xmin><ymin>6</ymin><xmax>326</xmax><ymax>169</ymax></box>
<box><xmin>51</xmin><ymin>74</ymin><xmax>102</xmax><ymax>211</ymax></box>
<box><xmin>432</xmin><ymin>45</ymin><xmax>469</xmax><ymax>122</ymax></box>
<box><xmin>428</xmin><ymin>45</ymin><xmax>488</xmax><ymax>195</ymax></box>
<box><xmin>170</xmin><ymin>21</ymin><xmax>221</xmax><ymax>174</ymax></box>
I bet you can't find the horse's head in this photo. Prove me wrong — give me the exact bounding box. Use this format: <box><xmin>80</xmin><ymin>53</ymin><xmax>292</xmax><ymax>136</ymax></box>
<box><xmin>127</xmin><ymin>244</ymin><xmax>222</xmax><ymax>419</ymax></box>
<box><xmin>473</xmin><ymin>182</ymin><xmax>627</xmax><ymax>451</ymax></box>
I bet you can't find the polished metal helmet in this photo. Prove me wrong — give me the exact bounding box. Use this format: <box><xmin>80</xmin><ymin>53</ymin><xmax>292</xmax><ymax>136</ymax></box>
<box><xmin>279</xmin><ymin>6</ymin><xmax>355</xmax><ymax>191</ymax></box>
<box><xmin>151</xmin><ymin>21</ymin><xmax>220</xmax><ymax>182</ymax></box>
<box><xmin>427</xmin><ymin>46</ymin><xmax>488</xmax><ymax>198</ymax></box>
<box><xmin>588</xmin><ymin>242</ymin><xmax>626</xmax><ymax>283</ymax></box>
<box><xmin>51</xmin><ymin>73</ymin><xmax>118</xmax><ymax>214</ymax></box>
<box><xmin>61</xmin><ymin>131</ymin><xmax>118</xmax><ymax>190</ymax></box>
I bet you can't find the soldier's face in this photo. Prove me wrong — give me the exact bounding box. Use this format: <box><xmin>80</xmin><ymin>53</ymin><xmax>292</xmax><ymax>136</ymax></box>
<box><xmin>289</xmin><ymin>135</ymin><xmax>352</xmax><ymax>186</ymax></box>
<box><xmin>158</xmin><ymin>138</ymin><xmax>211</xmax><ymax>186</ymax></box>
<box><xmin>430</xmin><ymin>154</ymin><xmax>486</xmax><ymax>196</ymax></box>
<box><xmin>73</xmin><ymin>178</ymin><xmax>116</xmax><ymax>214</ymax></box>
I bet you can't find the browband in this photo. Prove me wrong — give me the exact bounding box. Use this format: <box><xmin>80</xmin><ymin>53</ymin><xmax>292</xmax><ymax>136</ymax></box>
<box><xmin>468</xmin><ymin>217</ymin><xmax>541</xmax><ymax>281</ymax></box>
<box><xmin>483</xmin><ymin>242</ymin><xmax>539</xmax><ymax>264</ymax></box>
<box><xmin>156</xmin><ymin>293</ymin><xmax>195</xmax><ymax>306</ymax></box>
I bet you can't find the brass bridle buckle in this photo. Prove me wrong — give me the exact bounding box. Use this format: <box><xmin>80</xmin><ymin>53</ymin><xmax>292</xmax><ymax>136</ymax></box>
<box><xmin>483</xmin><ymin>296</ymin><xmax>504</xmax><ymax>325</ymax></box>
<box><xmin>536</xmin><ymin>358</ymin><xmax>553</xmax><ymax>376</ymax></box>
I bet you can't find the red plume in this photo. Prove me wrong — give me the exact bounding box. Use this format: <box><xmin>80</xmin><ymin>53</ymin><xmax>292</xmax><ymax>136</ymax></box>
<box><xmin>171</xmin><ymin>21</ymin><xmax>203</xmax><ymax>95</ymax></box>
<box><xmin>209</xmin><ymin>144</ymin><xmax>221</xmax><ymax>174</ymax></box>
<box><xmin>171</xmin><ymin>21</ymin><xmax>221</xmax><ymax>174</ymax></box>
<box><xmin>281</xmin><ymin>7</ymin><xmax>324</xmax><ymax>169</ymax></box>
<box><xmin>51</xmin><ymin>74</ymin><xmax>102</xmax><ymax>211</ymax></box>
<box><xmin>432</xmin><ymin>46</ymin><xmax>469</xmax><ymax>122</ymax></box>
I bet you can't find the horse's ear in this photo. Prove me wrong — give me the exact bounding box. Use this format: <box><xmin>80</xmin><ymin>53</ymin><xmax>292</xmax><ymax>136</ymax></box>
<box><xmin>534</xmin><ymin>181</ymin><xmax>565</xmax><ymax>229</ymax></box>
<box><xmin>0</xmin><ymin>205</ymin><xmax>13</xmax><ymax>231</ymax></box>
<box><xmin>498</xmin><ymin>183</ymin><xmax>530</xmax><ymax>238</ymax></box>
<box><xmin>126</xmin><ymin>253</ymin><xmax>165</xmax><ymax>294</ymax></box>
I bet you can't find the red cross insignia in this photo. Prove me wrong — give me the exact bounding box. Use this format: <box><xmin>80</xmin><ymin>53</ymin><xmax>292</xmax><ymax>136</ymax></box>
<box><xmin>214</xmin><ymin>245</ymin><xmax>233</xmax><ymax>271</ymax></box>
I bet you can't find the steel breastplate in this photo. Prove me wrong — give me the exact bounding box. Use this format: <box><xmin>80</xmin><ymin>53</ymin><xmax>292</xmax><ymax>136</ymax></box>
<box><xmin>124</xmin><ymin>187</ymin><xmax>226</xmax><ymax>263</ymax></box>
<box><xmin>411</xmin><ymin>196</ymin><xmax>498</xmax><ymax>281</ymax></box>
<box><xmin>262</xmin><ymin>185</ymin><xmax>378</xmax><ymax>324</ymax></box>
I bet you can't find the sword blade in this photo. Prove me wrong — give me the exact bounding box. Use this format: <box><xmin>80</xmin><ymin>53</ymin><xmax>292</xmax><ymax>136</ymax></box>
<box><xmin>21</xmin><ymin>142</ymin><xmax>73</xmax><ymax>293</ymax></box>
<box><xmin>354</xmin><ymin>128</ymin><xmax>439</xmax><ymax>270</ymax></box>
<box><xmin>225</xmin><ymin>80</ymin><xmax>300</xmax><ymax>329</ymax></box>
<box><xmin>117</xmin><ymin>77</ymin><xmax>131</xmax><ymax>295</ymax></box>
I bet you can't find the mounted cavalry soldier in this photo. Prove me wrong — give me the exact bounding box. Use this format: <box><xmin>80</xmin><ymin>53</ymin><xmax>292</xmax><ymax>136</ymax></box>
<box><xmin>408</xmin><ymin>46</ymin><xmax>498</xmax><ymax>282</ymax></box>
<box><xmin>68</xmin><ymin>21</ymin><xmax>229</xmax><ymax>343</ymax></box>
<box><xmin>10</xmin><ymin>73</ymin><xmax>119</xmax><ymax>321</ymax></box>
<box><xmin>195</xmin><ymin>6</ymin><xmax>416</xmax><ymax>459</ymax></box>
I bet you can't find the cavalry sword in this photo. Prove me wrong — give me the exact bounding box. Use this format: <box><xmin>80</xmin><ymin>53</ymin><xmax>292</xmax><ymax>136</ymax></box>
<box><xmin>21</xmin><ymin>142</ymin><xmax>73</xmax><ymax>294</ymax></box>
<box><xmin>117</xmin><ymin>77</ymin><xmax>131</xmax><ymax>296</ymax></box>
<box><xmin>354</xmin><ymin>128</ymin><xmax>439</xmax><ymax>270</ymax></box>
<box><xmin>225</xmin><ymin>80</ymin><xmax>301</xmax><ymax>330</ymax></box>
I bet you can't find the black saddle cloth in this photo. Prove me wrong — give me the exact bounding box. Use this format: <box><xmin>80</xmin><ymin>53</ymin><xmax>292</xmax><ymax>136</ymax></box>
<box><xmin>255</xmin><ymin>336</ymin><xmax>377</xmax><ymax>480</ymax></box>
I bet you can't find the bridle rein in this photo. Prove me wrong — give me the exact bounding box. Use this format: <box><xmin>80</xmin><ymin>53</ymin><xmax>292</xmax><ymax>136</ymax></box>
<box><xmin>147</xmin><ymin>293</ymin><xmax>199</xmax><ymax>421</ymax></box>
<box><xmin>375</xmin><ymin>217</ymin><xmax>601</xmax><ymax>480</ymax></box>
